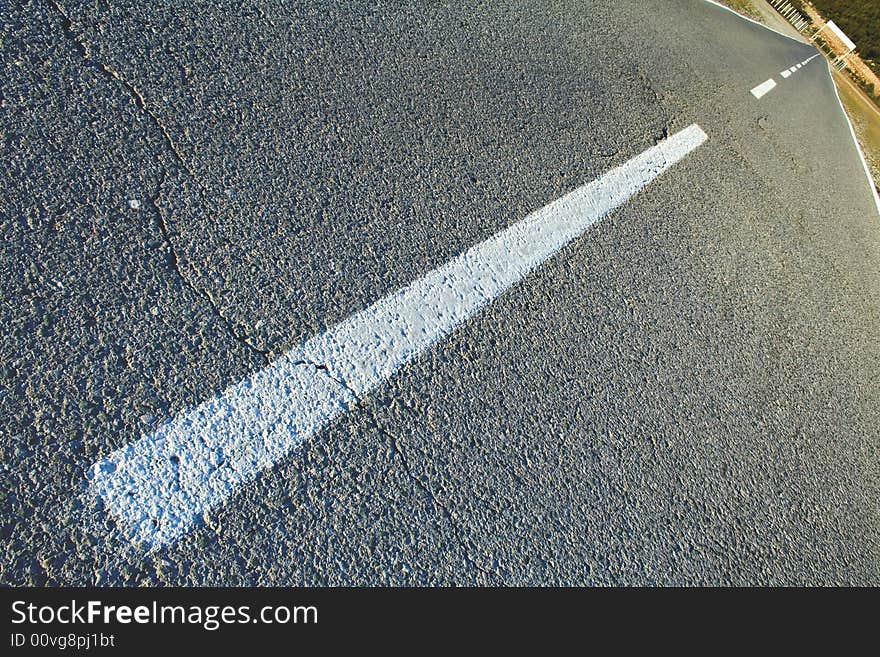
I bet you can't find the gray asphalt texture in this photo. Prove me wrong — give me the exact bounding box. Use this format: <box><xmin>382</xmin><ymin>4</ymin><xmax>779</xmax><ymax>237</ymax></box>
<box><xmin>2</xmin><ymin>0</ymin><xmax>879</xmax><ymax>585</ymax></box>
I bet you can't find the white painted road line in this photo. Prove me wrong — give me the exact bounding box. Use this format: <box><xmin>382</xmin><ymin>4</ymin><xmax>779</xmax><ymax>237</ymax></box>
<box><xmin>825</xmin><ymin>60</ymin><xmax>880</xmax><ymax>217</ymax></box>
<box><xmin>781</xmin><ymin>54</ymin><xmax>820</xmax><ymax>80</ymax></box>
<box><xmin>702</xmin><ymin>0</ymin><xmax>808</xmax><ymax>46</ymax></box>
<box><xmin>751</xmin><ymin>78</ymin><xmax>777</xmax><ymax>99</ymax></box>
<box><xmin>88</xmin><ymin>124</ymin><xmax>710</xmax><ymax>547</ymax></box>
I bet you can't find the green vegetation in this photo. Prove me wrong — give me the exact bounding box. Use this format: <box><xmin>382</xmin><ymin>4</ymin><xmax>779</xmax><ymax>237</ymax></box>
<box><xmin>716</xmin><ymin>0</ymin><xmax>880</xmax><ymax>190</ymax></box>
<box><xmin>799</xmin><ymin>1</ymin><xmax>880</xmax><ymax>72</ymax></box>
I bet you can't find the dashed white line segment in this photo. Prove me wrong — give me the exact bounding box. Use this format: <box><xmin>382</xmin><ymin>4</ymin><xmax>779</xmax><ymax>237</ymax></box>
<box><xmin>760</xmin><ymin>53</ymin><xmax>821</xmax><ymax>96</ymax></box>
<box><xmin>88</xmin><ymin>124</ymin><xmax>710</xmax><ymax>547</ymax></box>
<box><xmin>781</xmin><ymin>53</ymin><xmax>821</xmax><ymax>78</ymax></box>
<box><xmin>751</xmin><ymin>78</ymin><xmax>777</xmax><ymax>99</ymax></box>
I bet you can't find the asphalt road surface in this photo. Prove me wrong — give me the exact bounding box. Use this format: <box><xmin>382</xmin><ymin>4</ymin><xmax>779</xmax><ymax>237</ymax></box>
<box><xmin>2</xmin><ymin>0</ymin><xmax>879</xmax><ymax>585</ymax></box>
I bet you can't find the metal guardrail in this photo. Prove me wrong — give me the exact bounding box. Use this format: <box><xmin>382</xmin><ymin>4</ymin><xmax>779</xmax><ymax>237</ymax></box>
<box><xmin>768</xmin><ymin>0</ymin><xmax>810</xmax><ymax>33</ymax></box>
<box><xmin>768</xmin><ymin>0</ymin><xmax>853</xmax><ymax>72</ymax></box>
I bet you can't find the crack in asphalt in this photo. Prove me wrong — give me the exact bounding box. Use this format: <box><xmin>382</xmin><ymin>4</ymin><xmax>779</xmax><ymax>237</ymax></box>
<box><xmin>36</xmin><ymin>0</ymin><xmax>528</xmax><ymax>570</ymax></box>
<box><xmin>634</xmin><ymin>65</ymin><xmax>677</xmax><ymax>146</ymax></box>
<box><xmin>292</xmin><ymin>357</ymin><xmax>504</xmax><ymax>583</ymax></box>
<box><xmin>47</xmin><ymin>0</ymin><xmax>270</xmax><ymax>365</ymax></box>
<box><xmin>44</xmin><ymin>0</ymin><xmax>706</xmax><ymax>587</ymax></box>
<box><xmin>291</xmin><ymin>359</ymin><xmax>362</xmax><ymax>402</ymax></box>
<box><xmin>379</xmin><ymin>425</ymin><xmax>505</xmax><ymax>584</ymax></box>
<box><xmin>599</xmin><ymin>67</ymin><xmax>674</xmax><ymax>158</ymax></box>
<box><xmin>46</xmin><ymin>0</ymin><xmax>207</xmax><ymax>192</ymax></box>
<box><xmin>149</xmin><ymin>170</ymin><xmax>270</xmax><ymax>365</ymax></box>
<box><xmin>44</xmin><ymin>2</ymin><xmax>665</xmax><ymax>582</ymax></box>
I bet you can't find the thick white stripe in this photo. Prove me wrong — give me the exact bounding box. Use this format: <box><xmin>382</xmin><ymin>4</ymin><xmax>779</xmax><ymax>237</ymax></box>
<box><xmin>751</xmin><ymin>78</ymin><xmax>778</xmax><ymax>98</ymax></box>
<box><xmin>89</xmin><ymin>124</ymin><xmax>709</xmax><ymax>547</ymax></box>
<box><xmin>781</xmin><ymin>70</ymin><xmax>792</xmax><ymax>78</ymax></box>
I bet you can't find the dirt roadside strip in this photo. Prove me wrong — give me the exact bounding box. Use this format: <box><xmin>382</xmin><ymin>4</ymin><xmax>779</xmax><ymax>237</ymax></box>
<box><xmin>835</xmin><ymin>70</ymin><xmax>880</xmax><ymax>121</ymax></box>
<box><xmin>833</xmin><ymin>69</ymin><xmax>880</xmax><ymax>189</ymax></box>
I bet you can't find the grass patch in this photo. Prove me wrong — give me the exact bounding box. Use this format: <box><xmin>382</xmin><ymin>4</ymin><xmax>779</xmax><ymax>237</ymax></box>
<box><xmin>834</xmin><ymin>73</ymin><xmax>880</xmax><ymax>192</ymax></box>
